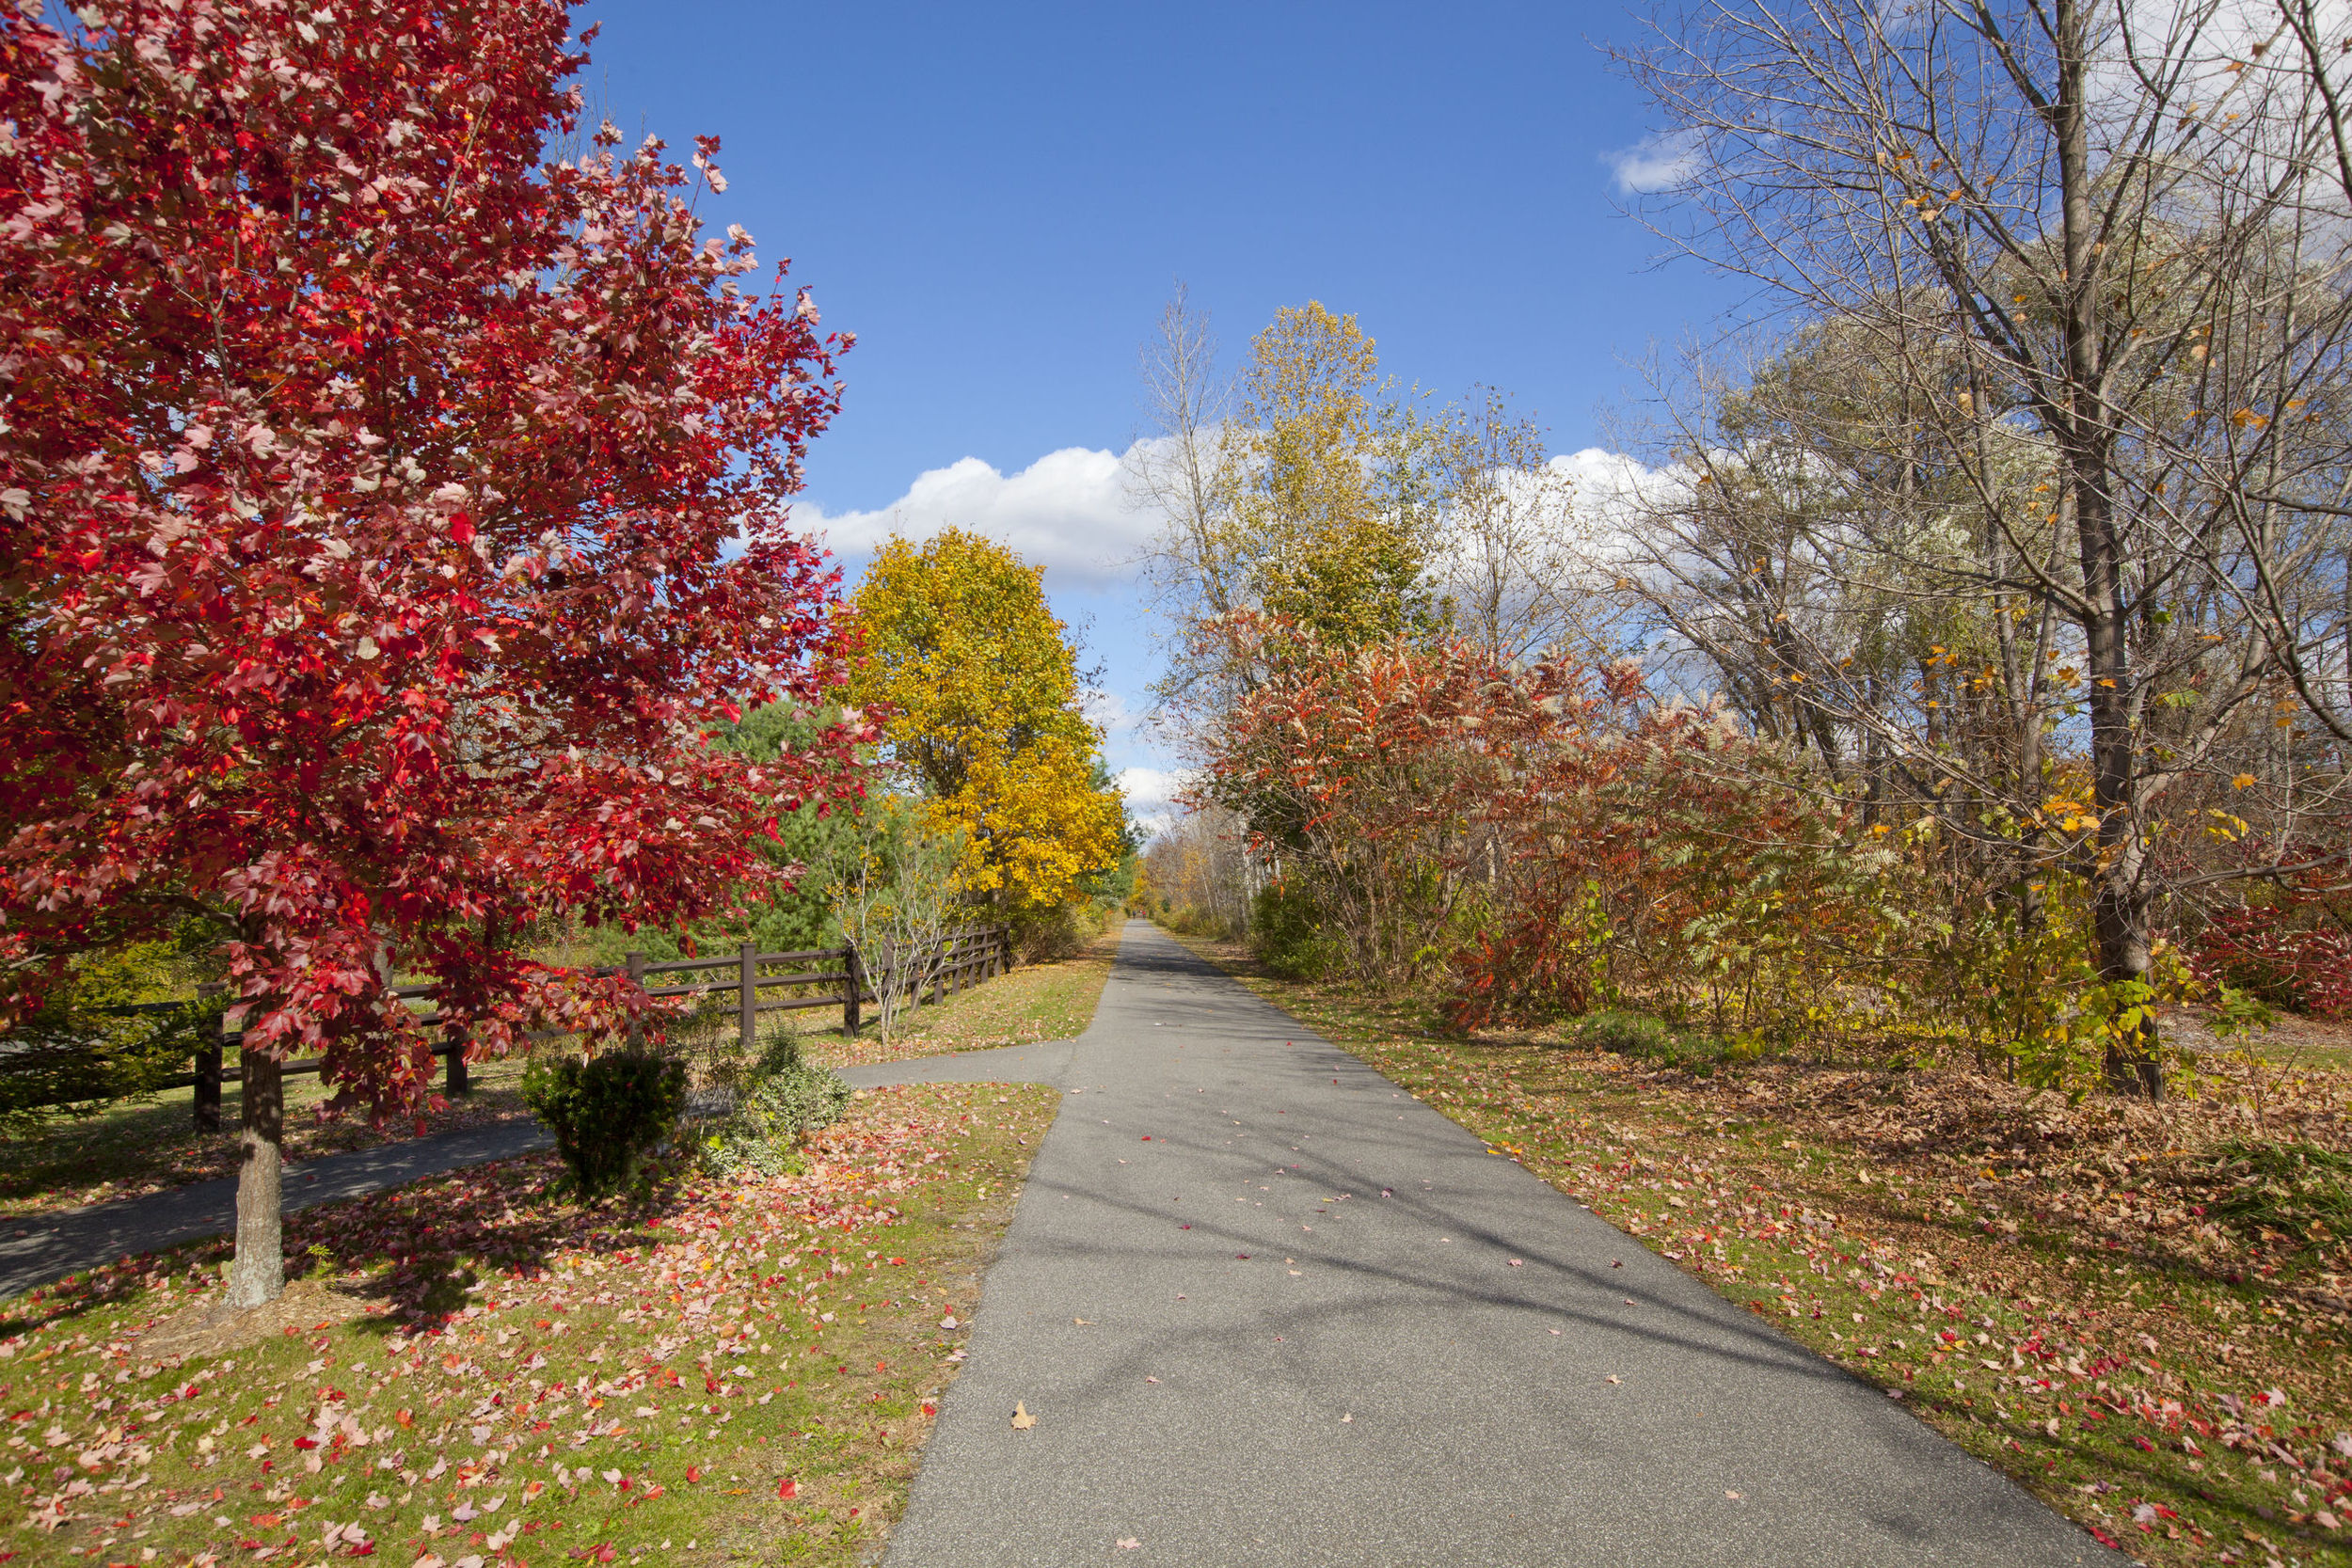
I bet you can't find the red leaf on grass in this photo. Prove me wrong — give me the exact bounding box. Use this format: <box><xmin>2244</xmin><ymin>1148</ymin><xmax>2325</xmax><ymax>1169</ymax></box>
<box><xmin>778</xmin><ymin>1478</ymin><xmax>798</xmax><ymax>1499</ymax></box>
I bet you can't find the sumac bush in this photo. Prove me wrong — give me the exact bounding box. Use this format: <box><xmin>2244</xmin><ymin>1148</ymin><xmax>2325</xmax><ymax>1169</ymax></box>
<box><xmin>2194</xmin><ymin>903</ymin><xmax>2352</xmax><ymax>1016</ymax></box>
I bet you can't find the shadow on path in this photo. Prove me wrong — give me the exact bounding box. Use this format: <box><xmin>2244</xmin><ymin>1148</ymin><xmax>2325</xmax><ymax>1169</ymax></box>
<box><xmin>870</xmin><ymin>920</ymin><xmax>2113</xmax><ymax>1568</ymax></box>
<box><xmin>0</xmin><ymin>1119</ymin><xmax>550</xmax><ymax>1300</ymax></box>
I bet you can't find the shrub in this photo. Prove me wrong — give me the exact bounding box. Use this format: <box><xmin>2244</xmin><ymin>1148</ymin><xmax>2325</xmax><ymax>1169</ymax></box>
<box><xmin>1569</xmin><ymin>1009</ymin><xmax>1677</xmax><ymax>1055</ymax></box>
<box><xmin>1252</xmin><ymin>882</ymin><xmax>1340</xmax><ymax>981</ymax></box>
<box><xmin>2194</xmin><ymin>904</ymin><xmax>2352</xmax><ymax>1016</ymax></box>
<box><xmin>521</xmin><ymin>1050</ymin><xmax>688</xmax><ymax>1199</ymax></box>
<box><xmin>1013</xmin><ymin>895</ymin><xmax>1120</xmax><ymax>961</ymax></box>
<box><xmin>0</xmin><ymin>938</ymin><xmax>227</xmax><ymax>1132</ymax></box>
<box><xmin>700</xmin><ymin>1035</ymin><xmax>851</xmax><ymax>1182</ymax></box>
<box><xmin>1160</xmin><ymin>900</ymin><xmax>1245</xmax><ymax>941</ymax></box>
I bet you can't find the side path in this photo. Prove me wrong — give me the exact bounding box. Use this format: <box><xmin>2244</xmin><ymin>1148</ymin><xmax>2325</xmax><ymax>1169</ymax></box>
<box><xmin>854</xmin><ymin>921</ymin><xmax>2111</xmax><ymax>1568</ymax></box>
<box><xmin>0</xmin><ymin>1120</ymin><xmax>549</xmax><ymax>1301</ymax></box>
<box><xmin>0</xmin><ymin>1030</ymin><xmax>1086</xmax><ymax>1302</ymax></box>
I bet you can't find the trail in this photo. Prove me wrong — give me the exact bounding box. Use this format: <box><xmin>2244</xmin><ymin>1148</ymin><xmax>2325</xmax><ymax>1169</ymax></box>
<box><xmin>848</xmin><ymin>921</ymin><xmax>2106</xmax><ymax>1566</ymax></box>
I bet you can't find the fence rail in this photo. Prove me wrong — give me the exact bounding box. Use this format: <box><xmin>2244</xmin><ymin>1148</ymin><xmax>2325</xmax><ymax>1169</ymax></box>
<box><xmin>166</xmin><ymin>926</ymin><xmax>1012</xmax><ymax>1130</ymax></box>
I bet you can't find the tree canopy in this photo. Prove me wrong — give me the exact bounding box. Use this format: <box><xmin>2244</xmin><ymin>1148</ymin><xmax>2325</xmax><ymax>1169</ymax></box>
<box><xmin>850</xmin><ymin>529</ymin><xmax>1124</xmax><ymax>914</ymax></box>
<box><xmin>0</xmin><ymin>0</ymin><xmax>869</xmax><ymax>1299</ymax></box>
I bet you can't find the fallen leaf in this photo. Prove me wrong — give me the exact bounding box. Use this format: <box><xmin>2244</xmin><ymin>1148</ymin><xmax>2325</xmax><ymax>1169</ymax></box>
<box><xmin>1726</xmin><ymin>1491</ymin><xmax>1743</xmax><ymax>1500</ymax></box>
<box><xmin>1606</xmin><ymin>1376</ymin><xmax>1622</xmax><ymax>1385</ymax></box>
<box><xmin>777</xmin><ymin>1478</ymin><xmax>797</xmax><ymax>1500</ymax></box>
<box><xmin>1117</xmin><ymin>1539</ymin><xmax>1140</xmax><ymax>1550</ymax></box>
<box><xmin>1010</xmin><ymin>1402</ymin><xmax>1037</xmax><ymax>1431</ymax></box>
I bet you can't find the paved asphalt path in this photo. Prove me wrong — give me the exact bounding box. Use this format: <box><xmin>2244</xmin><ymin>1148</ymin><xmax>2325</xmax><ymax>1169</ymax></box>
<box><xmin>853</xmin><ymin>921</ymin><xmax>2110</xmax><ymax>1567</ymax></box>
<box><xmin>0</xmin><ymin>1119</ymin><xmax>548</xmax><ymax>1300</ymax></box>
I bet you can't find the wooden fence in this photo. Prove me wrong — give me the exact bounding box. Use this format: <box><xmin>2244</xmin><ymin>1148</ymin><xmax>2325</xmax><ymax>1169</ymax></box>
<box><xmin>162</xmin><ymin>926</ymin><xmax>1011</xmax><ymax>1130</ymax></box>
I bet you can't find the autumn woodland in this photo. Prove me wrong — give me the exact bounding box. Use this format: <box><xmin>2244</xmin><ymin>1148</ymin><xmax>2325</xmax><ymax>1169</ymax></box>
<box><xmin>8</xmin><ymin>0</ymin><xmax>2352</xmax><ymax>1562</ymax></box>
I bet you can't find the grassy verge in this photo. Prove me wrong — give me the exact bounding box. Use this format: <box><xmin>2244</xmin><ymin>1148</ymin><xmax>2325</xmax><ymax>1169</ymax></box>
<box><xmin>796</xmin><ymin>925</ymin><xmax>1123</xmax><ymax>1072</ymax></box>
<box><xmin>1165</xmin><ymin>927</ymin><xmax>2352</xmax><ymax>1568</ymax></box>
<box><xmin>5</xmin><ymin>1080</ymin><xmax>1057</xmax><ymax>1566</ymax></box>
<box><xmin>0</xmin><ymin>1060</ymin><xmax>532</xmax><ymax>1221</ymax></box>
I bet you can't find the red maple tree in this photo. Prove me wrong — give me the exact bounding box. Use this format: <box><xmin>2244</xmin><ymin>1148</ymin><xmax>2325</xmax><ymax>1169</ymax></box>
<box><xmin>0</xmin><ymin>0</ymin><xmax>869</xmax><ymax>1303</ymax></box>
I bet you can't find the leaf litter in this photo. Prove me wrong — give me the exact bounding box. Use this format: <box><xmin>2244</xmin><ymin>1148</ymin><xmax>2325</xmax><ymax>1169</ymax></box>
<box><xmin>0</xmin><ymin>1081</ymin><xmax>1057</xmax><ymax>1566</ymax></box>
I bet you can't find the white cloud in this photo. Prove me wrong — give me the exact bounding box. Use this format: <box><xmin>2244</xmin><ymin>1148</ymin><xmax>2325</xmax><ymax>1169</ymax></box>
<box><xmin>1114</xmin><ymin>765</ymin><xmax>1184</xmax><ymax>812</ymax></box>
<box><xmin>795</xmin><ymin>444</ymin><xmax>1161</xmax><ymax>590</ymax></box>
<box><xmin>1114</xmin><ymin>765</ymin><xmax>1191</xmax><ymax>837</ymax></box>
<box><xmin>1551</xmin><ymin>446</ymin><xmax>1679</xmax><ymax>518</ymax></box>
<box><xmin>1605</xmin><ymin>129</ymin><xmax>1702</xmax><ymax>195</ymax></box>
<box><xmin>1083</xmin><ymin>688</ymin><xmax>1137</xmax><ymax>735</ymax></box>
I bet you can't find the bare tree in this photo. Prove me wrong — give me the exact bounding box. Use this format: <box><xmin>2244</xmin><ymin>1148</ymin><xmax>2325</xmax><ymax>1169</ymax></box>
<box><xmin>1427</xmin><ymin>388</ymin><xmax>1613</xmax><ymax>664</ymax></box>
<box><xmin>831</xmin><ymin>801</ymin><xmax>964</xmax><ymax>1047</ymax></box>
<box><xmin>1612</xmin><ymin>0</ymin><xmax>2352</xmax><ymax>1095</ymax></box>
<box><xmin>1128</xmin><ymin>285</ymin><xmax>1245</xmax><ymax>697</ymax></box>
<box><xmin>1141</xmin><ymin>803</ymin><xmax>1253</xmax><ymax>935</ymax></box>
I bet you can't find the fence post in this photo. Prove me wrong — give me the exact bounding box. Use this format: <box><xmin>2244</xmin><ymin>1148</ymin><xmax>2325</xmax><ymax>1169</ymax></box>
<box><xmin>194</xmin><ymin>982</ymin><xmax>224</xmax><ymax>1132</ymax></box>
<box><xmin>739</xmin><ymin>942</ymin><xmax>758</xmax><ymax>1057</ymax></box>
<box><xmin>626</xmin><ymin>951</ymin><xmax>646</xmax><ymax>1049</ymax></box>
<box><xmin>445</xmin><ymin>1024</ymin><xmax>470</xmax><ymax>1098</ymax></box>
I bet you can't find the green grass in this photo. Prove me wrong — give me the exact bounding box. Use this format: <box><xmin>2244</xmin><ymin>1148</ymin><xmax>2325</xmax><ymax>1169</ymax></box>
<box><xmin>2199</xmin><ymin>1143</ymin><xmax>2352</xmax><ymax>1251</ymax></box>
<box><xmin>799</xmin><ymin>924</ymin><xmax>1124</xmax><ymax>1071</ymax></box>
<box><xmin>1164</xmin><ymin>925</ymin><xmax>2352</xmax><ymax>1568</ymax></box>
<box><xmin>3</xmin><ymin>1081</ymin><xmax>1057</xmax><ymax>1566</ymax></box>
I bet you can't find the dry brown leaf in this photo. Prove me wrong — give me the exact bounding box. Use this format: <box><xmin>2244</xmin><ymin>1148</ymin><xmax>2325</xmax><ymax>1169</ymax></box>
<box><xmin>1010</xmin><ymin>1402</ymin><xmax>1037</xmax><ymax>1430</ymax></box>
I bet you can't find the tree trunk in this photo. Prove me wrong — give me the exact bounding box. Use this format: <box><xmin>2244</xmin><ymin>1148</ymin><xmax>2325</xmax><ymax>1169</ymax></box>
<box><xmin>2051</xmin><ymin>0</ymin><xmax>2161</xmax><ymax>1101</ymax></box>
<box><xmin>225</xmin><ymin>1045</ymin><xmax>284</xmax><ymax>1307</ymax></box>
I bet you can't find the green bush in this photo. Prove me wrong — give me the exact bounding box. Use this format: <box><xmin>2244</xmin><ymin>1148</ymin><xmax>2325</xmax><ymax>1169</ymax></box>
<box><xmin>700</xmin><ymin>1035</ymin><xmax>851</xmax><ymax>1182</ymax></box>
<box><xmin>1252</xmin><ymin>882</ymin><xmax>1339</xmax><ymax>981</ymax></box>
<box><xmin>521</xmin><ymin>1050</ymin><xmax>688</xmax><ymax>1199</ymax></box>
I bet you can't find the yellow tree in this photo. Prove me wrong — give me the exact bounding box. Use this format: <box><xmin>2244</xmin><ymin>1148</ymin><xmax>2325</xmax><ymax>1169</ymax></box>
<box><xmin>850</xmin><ymin>528</ymin><xmax>1124</xmax><ymax>915</ymax></box>
<box><xmin>1238</xmin><ymin>302</ymin><xmax>1442</xmax><ymax>646</ymax></box>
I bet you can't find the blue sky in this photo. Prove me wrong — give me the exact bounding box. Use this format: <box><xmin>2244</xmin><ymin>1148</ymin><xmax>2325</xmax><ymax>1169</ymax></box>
<box><xmin>575</xmin><ymin>0</ymin><xmax>1738</xmax><ymax>819</ymax></box>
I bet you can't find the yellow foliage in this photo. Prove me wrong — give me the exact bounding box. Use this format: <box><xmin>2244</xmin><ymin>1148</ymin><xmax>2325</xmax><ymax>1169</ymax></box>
<box><xmin>850</xmin><ymin>528</ymin><xmax>1124</xmax><ymax>911</ymax></box>
<box><xmin>1236</xmin><ymin>303</ymin><xmax>1442</xmax><ymax>646</ymax></box>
